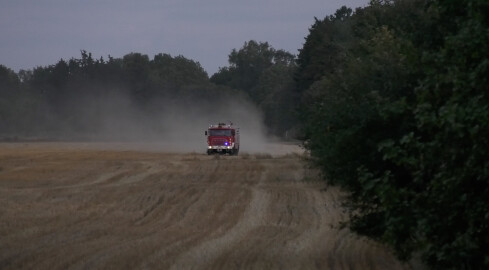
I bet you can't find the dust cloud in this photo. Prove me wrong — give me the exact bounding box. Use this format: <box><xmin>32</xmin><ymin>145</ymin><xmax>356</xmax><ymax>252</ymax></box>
<box><xmin>49</xmin><ymin>88</ymin><xmax>285</xmax><ymax>155</ymax></box>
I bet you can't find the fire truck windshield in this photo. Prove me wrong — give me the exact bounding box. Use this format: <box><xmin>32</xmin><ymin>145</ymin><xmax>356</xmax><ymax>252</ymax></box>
<box><xmin>208</xmin><ymin>129</ymin><xmax>232</xmax><ymax>136</ymax></box>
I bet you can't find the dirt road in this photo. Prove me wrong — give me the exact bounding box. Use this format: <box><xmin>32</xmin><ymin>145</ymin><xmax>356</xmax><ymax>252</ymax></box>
<box><xmin>0</xmin><ymin>143</ymin><xmax>408</xmax><ymax>269</ymax></box>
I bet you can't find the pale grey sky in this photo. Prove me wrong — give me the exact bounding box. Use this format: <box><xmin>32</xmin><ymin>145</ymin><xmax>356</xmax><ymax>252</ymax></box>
<box><xmin>0</xmin><ymin>0</ymin><xmax>369</xmax><ymax>75</ymax></box>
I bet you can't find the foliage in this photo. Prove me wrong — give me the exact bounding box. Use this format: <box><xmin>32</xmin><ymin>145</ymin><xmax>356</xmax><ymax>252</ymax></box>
<box><xmin>211</xmin><ymin>40</ymin><xmax>298</xmax><ymax>136</ymax></box>
<box><xmin>0</xmin><ymin>51</ymin><xmax>236</xmax><ymax>138</ymax></box>
<box><xmin>298</xmin><ymin>0</ymin><xmax>489</xmax><ymax>269</ymax></box>
<box><xmin>1</xmin><ymin>41</ymin><xmax>299</xmax><ymax>138</ymax></box>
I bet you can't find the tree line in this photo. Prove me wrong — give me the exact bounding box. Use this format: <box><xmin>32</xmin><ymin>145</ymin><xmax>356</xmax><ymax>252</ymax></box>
<box><xmin>296</xmin><ymin>0</ymin><xmax>488</xmax><ymax>269</ymax></box>
<box><xmin>0</xmin><ymin>51</ymin><xmax>214</xmax><ymax>138</ymax></box>
<box><xmin>1</xmin><ymin>0</ymin><xmax>488</xmax><ymax>268</ymax></box>
<box><xmin>0</xmin><ymin>43</ymin><xmax>297</xmax><ymax>139</ymax></box>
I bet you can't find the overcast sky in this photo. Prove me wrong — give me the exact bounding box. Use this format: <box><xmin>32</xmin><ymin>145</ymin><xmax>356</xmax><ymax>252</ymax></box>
<box><xmin>1</xmin><ymin>0</ymin><xmax>369</xmax><ymax>75</ymax></box>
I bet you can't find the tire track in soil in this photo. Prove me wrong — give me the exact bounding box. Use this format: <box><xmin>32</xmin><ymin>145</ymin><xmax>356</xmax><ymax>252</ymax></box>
<box><xmin>169</xmin><ymin>169</ymin><xmax>270</xmax><ymax>270</ymax></box>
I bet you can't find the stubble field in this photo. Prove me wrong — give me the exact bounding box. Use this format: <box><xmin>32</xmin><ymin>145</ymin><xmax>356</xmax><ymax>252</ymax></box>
<box><xmin>0</xmin><ymin>142</ymin><xmax>409</xmax><ymax>269</ymax></box>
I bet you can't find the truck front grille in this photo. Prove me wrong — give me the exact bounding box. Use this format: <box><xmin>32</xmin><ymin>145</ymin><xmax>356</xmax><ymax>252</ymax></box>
<box><xmin>211</xmin><ymin>139</ymin><xmax>227</xmax><ymax>146</ymax></box>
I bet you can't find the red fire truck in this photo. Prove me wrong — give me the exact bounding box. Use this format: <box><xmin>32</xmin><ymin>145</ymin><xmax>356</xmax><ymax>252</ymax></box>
<box><xmin>205</xmin><ymin>122</ymin><xmax>240</xmax><ymax>155</ymax></box>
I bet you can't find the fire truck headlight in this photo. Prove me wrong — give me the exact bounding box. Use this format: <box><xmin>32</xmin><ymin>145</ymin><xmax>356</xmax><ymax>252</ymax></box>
<box><xmin>208</xmin><ymin>146</ymin><xmax>212</xmax><ymax>149</ymax></box>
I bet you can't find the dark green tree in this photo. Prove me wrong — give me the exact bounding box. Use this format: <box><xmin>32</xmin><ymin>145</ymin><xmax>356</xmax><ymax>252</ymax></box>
<box><xmin>295</xmin><ymin>6</ymin><xmax>353</xmax><ymax>95</ymax></box>
<box><xmin>298</xmin><ymin>0</ymin><xmax>489</xmax><ymax>268</ymax></box>
<box><xmin>149</xmin><ymin>53</ymin><xmax>208</xmax><ymax>98</ymax></box>
<box><xmin>211</xmin><ymin>40</ymin><xmax>297</xmax><ymax>136</ymax></box>
<box><xmin>0</xmin><ymin>65</ymin><xmax>21</xmax><ymax>134</ymax></box>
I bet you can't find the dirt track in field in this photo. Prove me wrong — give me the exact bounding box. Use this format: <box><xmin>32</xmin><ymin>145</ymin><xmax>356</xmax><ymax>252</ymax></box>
<box><xmin>0</xmin><ymin>143</ymin><xmax>409</xmax><ymax>270</ymax></box>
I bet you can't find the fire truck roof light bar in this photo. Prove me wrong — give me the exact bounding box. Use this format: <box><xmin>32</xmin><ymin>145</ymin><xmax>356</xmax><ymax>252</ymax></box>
<box><xmin>209</xmin><ymin>122</ymin><xmax>236</xmax><ymax>129</ymax></box>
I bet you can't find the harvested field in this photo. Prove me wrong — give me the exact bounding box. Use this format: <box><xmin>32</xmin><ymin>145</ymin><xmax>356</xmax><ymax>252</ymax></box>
<box><xmin>0</xmin><ymin>142</ymin><xmax>409</xmax><ymax>269</ymax></box>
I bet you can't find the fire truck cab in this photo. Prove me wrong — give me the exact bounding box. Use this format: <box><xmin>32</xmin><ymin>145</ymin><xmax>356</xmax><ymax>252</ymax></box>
<box><xmin>205</xmin><ymin>122</ymin><xmax>240</xmax><ymax>155</ymax></box>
